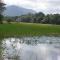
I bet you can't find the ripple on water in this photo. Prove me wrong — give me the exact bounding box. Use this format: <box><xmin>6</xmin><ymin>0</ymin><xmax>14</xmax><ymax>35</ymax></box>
<box><xmin>1</xmin><ymin>36</ymin><xmax>60</xmax><ymax>60</ymax></box>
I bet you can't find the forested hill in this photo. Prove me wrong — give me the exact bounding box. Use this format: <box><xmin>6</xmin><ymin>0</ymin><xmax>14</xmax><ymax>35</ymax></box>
<box><xmin>4</xmin><ymin>5</ymin><xmax>36</xmax><ymax>16</ymax></box>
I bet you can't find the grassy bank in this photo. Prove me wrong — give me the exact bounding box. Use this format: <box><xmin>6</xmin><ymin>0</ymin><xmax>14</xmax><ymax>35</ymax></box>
<box><xmin>0</xmin><ymin>22</ymin><xmax>60</xmax><ymax>37</ymax></box>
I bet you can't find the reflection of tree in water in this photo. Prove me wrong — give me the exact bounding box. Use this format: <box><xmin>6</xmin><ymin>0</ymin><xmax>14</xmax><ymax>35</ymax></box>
<box><xmin>1</xmin><ymin>37</ymin><xmax>60</xmax><ymax>60</ymax></box>
<box><xmin>2</xmin><ymin>38</ymin><xmax>22</xmax><ymax>60</ymax></box>
<box><xmin>1</xmin><ymin>38</ymin><xmax>38</xmax><ymax>60</ymax></box>
<box><xmin>0</xmin><ymin>40</ymin><xmax>4</xmax><ymax>60</ymax></box>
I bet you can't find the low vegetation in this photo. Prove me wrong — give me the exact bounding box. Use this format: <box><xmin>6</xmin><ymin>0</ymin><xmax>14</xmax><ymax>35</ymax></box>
<box><xmin>0</xmin><ymin>23</ymin><xmax>60</xmax><ymax>37</ymax></box>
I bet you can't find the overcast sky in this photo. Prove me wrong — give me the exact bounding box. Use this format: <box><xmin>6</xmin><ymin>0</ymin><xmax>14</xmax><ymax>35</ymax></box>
<box><xmin>4</xmin><ymin>0</ymin><xmax>60</xmax><ymax>14</ymax></box>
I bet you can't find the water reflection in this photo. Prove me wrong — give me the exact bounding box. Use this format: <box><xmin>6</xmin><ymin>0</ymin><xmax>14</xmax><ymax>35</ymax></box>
<box><xmin>1</xmin><ymin>36</ymin><xmax>60</xmax><ymax>60</ymax></box>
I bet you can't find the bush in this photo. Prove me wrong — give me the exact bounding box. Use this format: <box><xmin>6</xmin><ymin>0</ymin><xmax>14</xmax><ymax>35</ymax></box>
<box><xmin>0</xmin><ymin>14</ymin><xmax>3</xmax><ymax>24</ymax></box>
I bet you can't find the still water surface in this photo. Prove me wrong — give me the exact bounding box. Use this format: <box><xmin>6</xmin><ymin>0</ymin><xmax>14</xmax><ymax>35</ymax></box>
<box><xmin>0</xmin><ymin>36</ymin><xmax>60</xmax><ymax>60</ymax></box>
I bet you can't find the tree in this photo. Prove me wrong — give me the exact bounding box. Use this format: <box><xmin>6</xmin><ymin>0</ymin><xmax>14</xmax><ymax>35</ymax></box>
<box><xmin>0</xmin><ymin>0</ymin><xmax>6</xmax><ymax>24</ymax></box>
<box><xmin>43</xmin><ymin>14</ymin><xmax>51</xmax><ymax>24</ymax></box>
<box><xmin>51</xmin><ymin>14</ymin><xmax>60</xmax><ymax>24</ymax></box>
<box><xmin>34</xmin><ymin>12</ymin><xmax>45</xmax><ymax>23</ymax></box>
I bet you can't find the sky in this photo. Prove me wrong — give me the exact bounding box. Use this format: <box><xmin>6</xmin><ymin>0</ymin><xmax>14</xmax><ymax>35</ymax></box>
<box><xmin>4</xmin><ymin>0</ymin><xmax>60</xmax><ymax>14</ymax></box>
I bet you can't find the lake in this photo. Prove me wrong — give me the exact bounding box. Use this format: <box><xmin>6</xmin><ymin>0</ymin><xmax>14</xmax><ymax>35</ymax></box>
<box><xmin>0</xmin><ymin>36</ymin><xmax>60</xmax><ymax>60</ymax></box>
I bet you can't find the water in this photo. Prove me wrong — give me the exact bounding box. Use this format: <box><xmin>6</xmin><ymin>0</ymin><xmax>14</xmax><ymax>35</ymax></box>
<box><xmin>0</xmin><ymin>36</ymin><xmax>60</xmax><ymax>60</ymax></box>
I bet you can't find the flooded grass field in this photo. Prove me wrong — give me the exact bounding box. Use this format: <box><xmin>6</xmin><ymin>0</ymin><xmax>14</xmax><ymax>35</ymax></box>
<box><xmin>0</xmin><ymin>23</ymin><xmax>60</xmax><ymax>37</ymax></box>
<box><xmin>0</xmin><ymin>36</ymin><xmax>60</xmax><ymax>60</ymax></box>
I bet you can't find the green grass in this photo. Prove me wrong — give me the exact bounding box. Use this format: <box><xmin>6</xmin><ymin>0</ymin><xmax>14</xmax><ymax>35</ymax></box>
<box><xmin>0</xmin><ymin>22</ymin><xmax>60</xmax><ymax>37</ymax></box>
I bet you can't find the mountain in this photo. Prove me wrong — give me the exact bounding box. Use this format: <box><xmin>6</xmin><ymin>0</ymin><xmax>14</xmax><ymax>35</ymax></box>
<box><xmin>4</xmin><ymin>5</ymin><xmax>36</xmax><ymax>16</ymax></box>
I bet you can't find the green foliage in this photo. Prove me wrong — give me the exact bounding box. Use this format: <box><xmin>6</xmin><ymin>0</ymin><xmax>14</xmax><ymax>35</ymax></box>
<box><xmin>0</xmin><ymin>23</ymin><xmax>60</xmax><ymax>37</ymax></box>
<box><xmin>7</xmin><ymin>19</ymin><xmax>12</xmax><ymax>23</ymax></box>
<box><xmin>20</xmin><ymin>13</ymin><xmax>34</xmax><ymax>22</ymax></box>
<box><xmin>34</xmin><ymin>12</ymin><xmax>45</xmax><ymax>23</ymax></box>
<box><xmin>0</xmin><ymin>14</ymin><xmax>3</xmax><ymax>24</ymax></box>
<box><xmin>0</xmin><ymin>2</ymin><xmax>6</xmax><ymax>24</ymax></box>
<box><xmin>4</xmin><ymin>12</ymin><xmax>60</xmax><ymax>25</ymax></box>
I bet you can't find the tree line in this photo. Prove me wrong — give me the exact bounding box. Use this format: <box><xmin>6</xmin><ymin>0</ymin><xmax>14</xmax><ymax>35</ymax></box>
<box><xmin>14</xmin><ymin>12</ymin><xmax>60</xmax><ymax>25</ymax></box>
<box><xmin>0</xmin><ymin>1</ymin><xmax>60</xmax><ymax>25</ymax></box>
<box><xmin>4</xmin><ymin>12</ymin><xmax>60</xmax><ymax>25</ymax></box>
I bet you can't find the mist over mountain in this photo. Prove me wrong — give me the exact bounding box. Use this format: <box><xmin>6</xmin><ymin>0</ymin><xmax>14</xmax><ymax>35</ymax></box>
<box><xmin>4</xmin><ymin>5</ymin><xmax>36</xmax><ymax>16</ymax></box>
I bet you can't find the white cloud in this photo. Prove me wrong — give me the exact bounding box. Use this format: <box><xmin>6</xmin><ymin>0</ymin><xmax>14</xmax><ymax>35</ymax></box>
<box><xmin>4</xmin><ymin>0</ymin><xmax>60</xmax><ymax>14</ymax></box>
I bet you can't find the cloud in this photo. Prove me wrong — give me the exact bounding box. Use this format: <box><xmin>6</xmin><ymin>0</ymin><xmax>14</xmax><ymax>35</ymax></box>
<box><xmin>47</xmin><ymin>0</ymin><xmax>60</xmax><ymax>7</ymax></box>
<box><xmin>4</xmin><ymin>0</ymin><xmax>60</xmax><ymax>14</ymax></box>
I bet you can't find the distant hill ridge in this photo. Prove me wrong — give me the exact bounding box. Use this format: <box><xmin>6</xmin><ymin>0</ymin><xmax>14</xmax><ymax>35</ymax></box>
<box><xmin>4</xmin><ymin>5</ymin><xmax>36</xmax><ymax>16</ymax></box>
